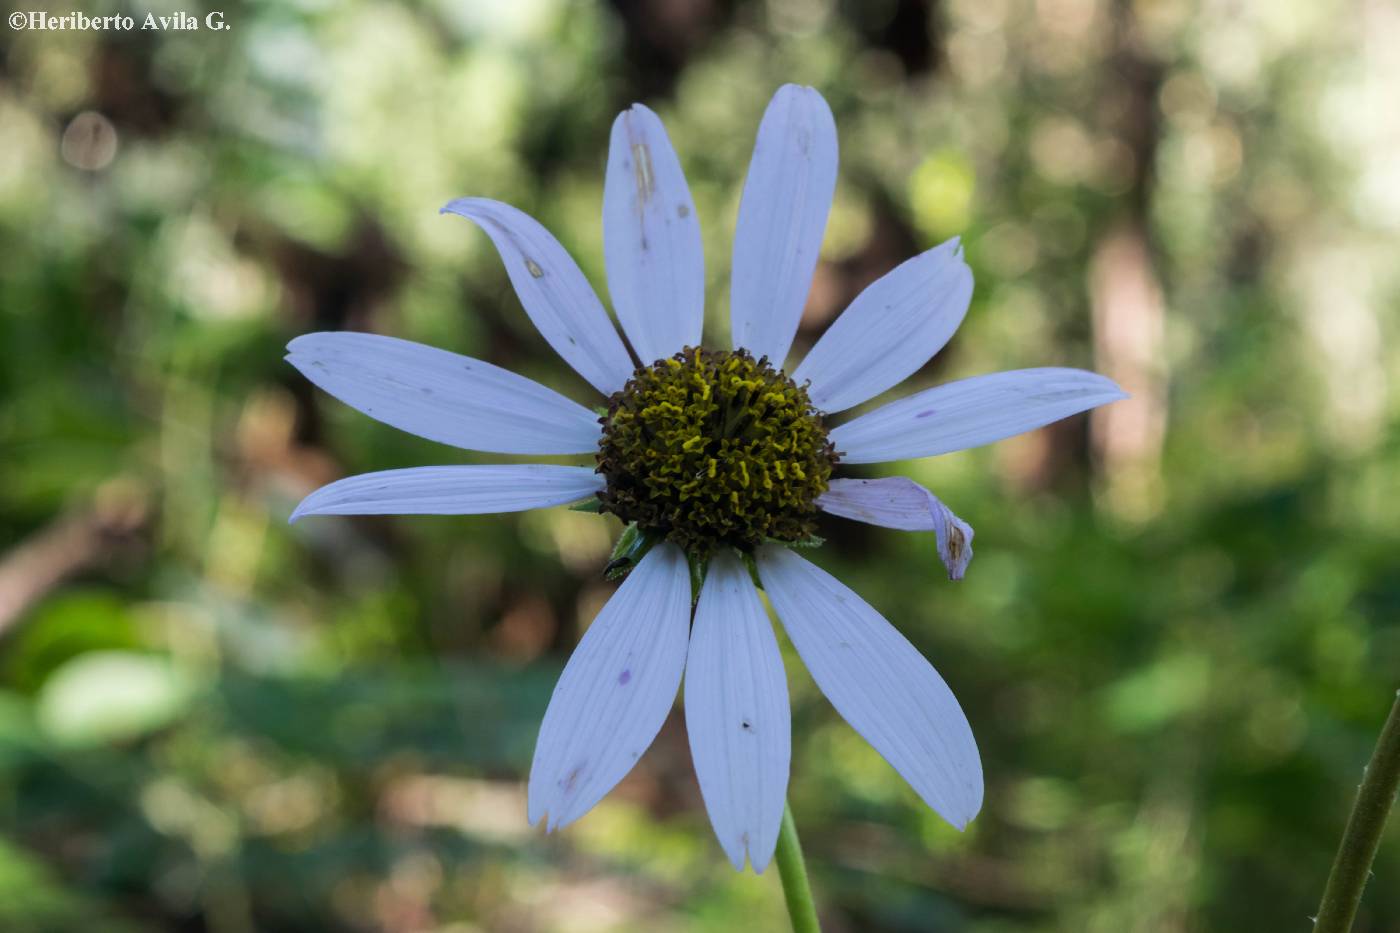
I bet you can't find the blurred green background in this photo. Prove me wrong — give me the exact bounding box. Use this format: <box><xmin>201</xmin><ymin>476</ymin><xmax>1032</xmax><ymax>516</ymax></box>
<box><xmin>2</xmin><ymin>0</ymin><xmax>1398</xmax><ymax>930</ymax></box>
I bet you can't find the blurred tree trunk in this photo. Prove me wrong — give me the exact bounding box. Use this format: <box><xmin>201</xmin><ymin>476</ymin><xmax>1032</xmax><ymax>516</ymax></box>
<box><xmin>1089</xmin><ymin>0</ymin><xmax>1169</xmax><ymax>522</ymax></box>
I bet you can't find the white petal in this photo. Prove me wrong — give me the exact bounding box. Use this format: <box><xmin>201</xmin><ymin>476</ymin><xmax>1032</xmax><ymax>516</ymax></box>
<box><xmin>793</xmin><ymin>238</ymin><xmax>973</xmax><ymax>414</ymax></box>
<box><xmin>287</xmin><ymin>332</ymin><xmax>602</xmax><ymax>455</ymax></box>
<box><xmin>830</xmin><ymin>367</ymin><xmax>1128</xmax><ymax>464</ymax></box>
<box><xmin>729</xmin><ymin>85</ymin><xmax>838</xmax><ymax>368</ymax></box>
<box><xmin>756</xmin><ymin>545</ymin><xmax>982</xmax><ymax>829</ymax></box>
<box><xmin>685</xmin><ymin>550</ymin><xmax>789</xmax><ymax>872</ymax></box>
<box><xmin>528</xmin><ymin>542</ymin><xmax>691</xmax><ymax>830</ymax></box>
<box><xmin>290</xmin><ymin>465</ymin><xmax>603</xmax><ymax>522</ymax></box>
<box><xmin>441</xmin><ymin>198</ymin><xmax>635</xmax><ymax>396</ymax></box>
<box><xmin>603</xmin><ymin>103</ymin><xmax>705</xmax><ymax>364</ymax></box>
<box><xmin>818</xmin><ymin>477</ymin><xmax>974</xmax><ymax>580</ymax></box>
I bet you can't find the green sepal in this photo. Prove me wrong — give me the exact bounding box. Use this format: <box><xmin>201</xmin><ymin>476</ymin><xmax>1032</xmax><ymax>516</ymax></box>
<box><xmin>774</xmin><ymin>533</ymin><xmax>825</xmax><ymax>550</ymax></box>
<box><xmin>604</xmin><ymin>523</ymin><xmax>658</xmax><ymax>581</ymax></box>
<box><xmin>569</xmin><ymin>497</ymin><xmax>603</xmax><ymax>513</ymax></box>
<box><xmin>742</xmin><ymin>550</ymin><xmax>763</xmax><ymax>591</ymax></box>
<box><xmin>687</xmin><ymin>553</ymin><xmax>709</xmax><ymax>607</ymax></box>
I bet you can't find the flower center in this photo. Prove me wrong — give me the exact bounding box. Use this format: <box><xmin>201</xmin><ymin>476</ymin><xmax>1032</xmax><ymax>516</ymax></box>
<box><xmin>596</xmin><ymin>346</ymin><xmax>837</xmax><ymax>556</ymax></box>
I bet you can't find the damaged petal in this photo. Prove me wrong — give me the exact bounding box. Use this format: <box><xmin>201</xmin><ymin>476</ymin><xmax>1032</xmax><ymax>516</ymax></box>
<box><xmin>817</xmin><ymin>476</ymin><xmax>974</xmax><ymax>580</ymax></box>
<box><xmin>935</xmin><ymin>508</ymin><xmax>974</xmax><ymax>581</ymax></box>
<box><xmin>632</xmin><ymin>141</ymin><xmax>655</xmax><ymax>203</ymax></box>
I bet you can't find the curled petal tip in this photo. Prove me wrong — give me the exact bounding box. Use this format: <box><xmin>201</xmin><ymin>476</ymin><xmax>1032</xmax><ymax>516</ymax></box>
<box><xmin>287</xmin><ymin>498</ymin><xmax>319</xmax><ymax>524</ymax></box>
<box><xmin>438</xmin><ymin>197</ymin><xmax>478</xmax><ymax>217</ymax></box>
<box><xmin>1093</xmin><ymin>373</ymin><xmax>1130</xmax><ymax>400</ymax></box>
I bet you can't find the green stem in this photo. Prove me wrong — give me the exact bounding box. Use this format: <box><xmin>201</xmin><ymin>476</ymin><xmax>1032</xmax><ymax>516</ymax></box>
<box><xmin>775</xmin><ymin>800</ymin><xmax>821</xmax><ymax>933</ymax></box>
<box><xmin>1315</xmin><ymin>690</ymin><xmax>1400</xmax><ymax>933</ymax></box>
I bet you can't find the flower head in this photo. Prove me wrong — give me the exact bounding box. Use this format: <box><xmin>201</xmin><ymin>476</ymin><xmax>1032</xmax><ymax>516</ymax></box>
<box><xmin>597</xmin><ymin>346</ymin><xmax>837</xmax><ymax>554</ymax></box>
<box><xmin>288</xmin><ymin>84</ymin><xmax>1126</xmax><ymax>871</ymax></box>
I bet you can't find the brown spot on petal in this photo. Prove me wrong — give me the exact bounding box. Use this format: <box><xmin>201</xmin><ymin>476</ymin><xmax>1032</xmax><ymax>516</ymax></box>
<box><xmin>525</xmin><ymin>259</ymin><xmax>544</xmax><ymax>278</ymax></box>
<box><xmin>632</xmin><ymin>142</ymin><xmax>655</xmax><ymax>203</ymax></box>
<box><xmin>947</xmin><ymin>525</ymin><xmax>965</xmax><ymax>564</ymax></box>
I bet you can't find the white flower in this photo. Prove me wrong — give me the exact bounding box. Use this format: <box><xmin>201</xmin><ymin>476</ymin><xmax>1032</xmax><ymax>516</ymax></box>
<box><xmin>288</xmin><ymin>84</ymin><xmax>1126</xmax><ymax>872</ymax></box>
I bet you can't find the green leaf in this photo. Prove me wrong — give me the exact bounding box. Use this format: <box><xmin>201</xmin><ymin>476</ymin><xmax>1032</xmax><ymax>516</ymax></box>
<box><xmin>36</xmin><ymin>652</ymin><xmax>194</xmax><ymax>746</ymax></box>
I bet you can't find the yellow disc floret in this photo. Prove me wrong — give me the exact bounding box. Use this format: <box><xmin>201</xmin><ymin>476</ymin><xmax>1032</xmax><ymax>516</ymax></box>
<box><xmin>596</xmin><ymin>347</ymin><xmax>837</xmax><ymax>555</ymax></box>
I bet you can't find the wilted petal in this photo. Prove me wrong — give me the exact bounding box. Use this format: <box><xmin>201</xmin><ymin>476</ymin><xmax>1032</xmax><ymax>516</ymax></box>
<box><xmin>528</xmin><ymin>542</ymin><xmax>691</xmax><ymax>830</ymax></box>
<box><xmin>830</xmin><ymin>367</ymin><xmax>1127</xmax><ymax>464</ymax></box>
<box><xmin>685</xmin><ymin>550</ymin><xmax>789</xmax><ymax>872</ymax></box>
<box><xmin>290</xmin><ymin>465</ymin><xmax>603</xmax><ymax>522</ymax></box>
<box><xmin>818</xmin><ymin>477</ymin><xmax>974</xmax><ymax>580</ymax></box>
<box><xmin>729</xmin><ymin>84</ymin><xmax>838</xmax><ymax>368</ymax></box>
<box><xmin>286</xmin><ymin>332</ymin><xmax>602</xmax><ymax>455</ymax></box>
<box><xmin>441</xmin><ymin>198</ymin><xmax>635</xmax><ymax>396</ymax></box>
<box><xmin>757</xmin><ymin>545</ymin><xmax>982</xmax><ymax>829</ymax></box>
<box><xmin>793</xmin><ymin>238</ymin><xmax>972</xmax><ymax>414</ymax></box>
<box><xmin>604</xmin><ymin>103</ymin><xmax>705</xmax><ymax>364</ymax></box>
